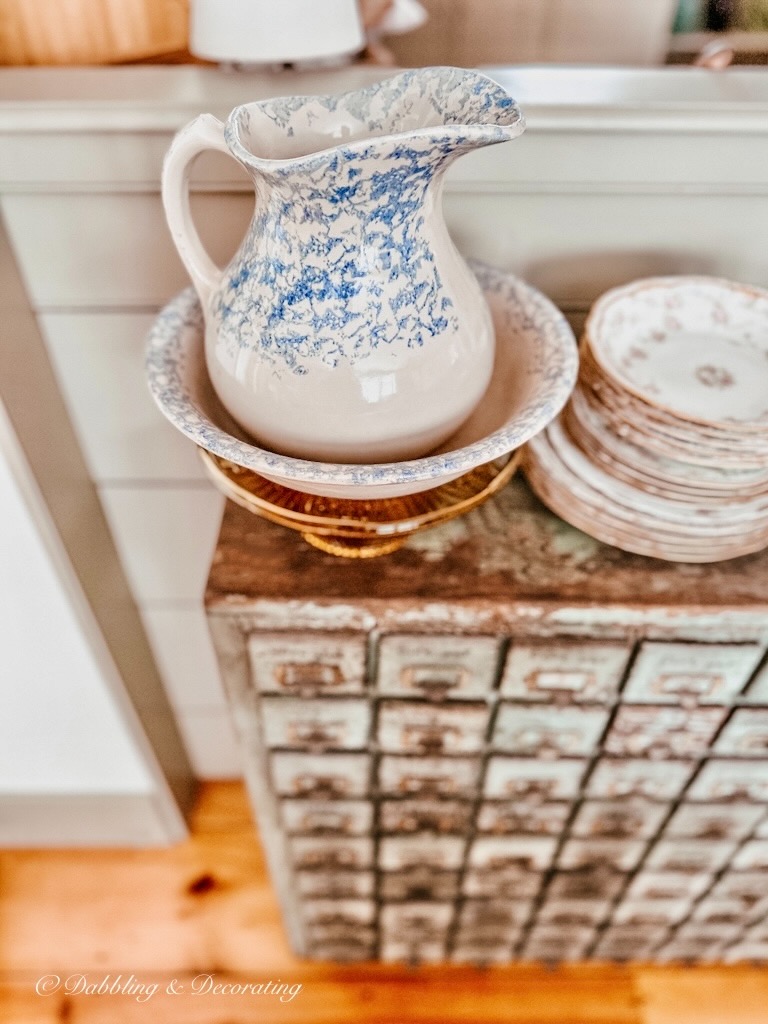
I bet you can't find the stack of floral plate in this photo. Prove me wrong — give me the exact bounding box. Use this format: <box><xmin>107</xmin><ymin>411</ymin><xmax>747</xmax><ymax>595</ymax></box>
<box><xmin>523</xmin><ymin>276</ymin><xmax>768</xmax><ymax>562</ymax></box>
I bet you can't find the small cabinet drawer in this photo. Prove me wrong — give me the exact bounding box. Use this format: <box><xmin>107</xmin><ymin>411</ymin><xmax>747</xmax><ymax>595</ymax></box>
<box><xmin>625</xmin><ymin>871</ymin><xmax>712</xmax><ymax>904</ymax></box>
<box><xmin>586</xmin><ymin>758</ymin><xmax>694</xmax><ymax>801</ymax></box>
<box><xmin>674</xmin><ymin>921</ymin><xmax>741</xmax><ymax>945</ymax></box>
<box><xmin>296</xmin><ymin>870</ymin><xmax>375</xmax><ymax>899</ymax></box>
<box><xmin>380</xmin><ymin>906</ymin><xmax>454</xmax><ymax>962</ymax></box>
<box><xmin>306</xmin><ymin>924</ymin><xmax>376</xmax><ymax>946</ymax></box>
<box><xmin>711</xmin><ymin>871</ymin><xmax>768</xmax><ymax>910</ymax></box>
<box><xmin>713</xmin><ymin>709</ymin><xmax>768</xmax><ymax>757</ymax></box>
<box><xmin>380</xmin><ymin>902</ymin><xmax>453</xmax><ymax>938</ymax></box>
<box><xmin>379</xmin><ymin>799</ymin><xmax>472</xmax><ymax>835</ymax></box>
<box><xmin>462</xmin><ymin>868</ymin><xmax>543</xmax><ymax>900</ymax></box>
<box><xmin>378</xmin><ymin>755</ymin><xmax>481</xmax><ymax>799</ymax></box>
<box><xmin>687</xmin><ymin>759</ymin><xmax>768</xmax><ymax>802</ymax></box>
<box><xmin>381</xmin><ymin>940</ymin><xmax>447</xmax><ymax>964</ymax></box>
<box><xmin>484</xmin><ymin>757</ymin><xmax>587</xmax><ymax>800</ymax></box>
<box><xmin>377</xmin><ymin>701</ymin><xmax>489</xmax><ymax>755</ymax></box>
<box><xmin>289</xmin><ymin>836</ymin><xmax>374</xmax><ymax>871</ymax></box>
<box><xmin>603</xmin><ymin>706</ymin><xmax>726</xmax><ymax>760</ymax></box>
<box><xmin>500</xmin><ymin>642</ymin><xmax>631</xmax><ymax>703</ymax></box>
<box><xmin>664</xmin><ymin>803</ymin><xmax>764</xmax><ymax>842</ymax></box>
<box><xmin>524</xmin><ymin>925</ymin><xmax>596</xmax><ymax>957</ymax></box>
<box><xmin>476</xmin><ymin>801</ymin><xmax>570</xmax><ymax>836</ymax></box>
<box><xmin>492</xmin><ymin>704</ymin><xmax>608</xmax><ymax>757</ymax></box>
<box><xmin>302</xmin><ymin>898</ymin><xmax>375</xmax><ymax>928</ymax></box>
<box><xmin>248</xmin><ymin>631</ymin><xmax>367</xmax><ymax>696</ymax></box>
<box><xmin>643</xmin><ymin>839</ymin><xmax>737</xmax><ymax>874</ymax></box>
<box><xmin>725</xmin><ymin>942</ymin><xmax>768</xmax><ymax>963</ymax></box>
<box><xmin>453</xmin><ymin>926</ymin><xmax>520</xmax><ymax>948</ymax></box>
<box><xmin>270</xmin><ymin>752</ymin><xmax>370</xmax><ymax>799</ymax></box>
<box><xmin>467</xmin><ymin>835</ymin><xmax>557</xmax><ymax>873</ymax></box>
<box><xmin>379</xmin><ymin>835</ymin><xmax>465</xmax><ymax>871</ymax></box>
<box><xmin>613</xmin><ymin>899</ymin><xmax>690</xmax><ymax>927</ymax></box>
<box><xmin>593</xmin><ymin>927</ymin><xmax>667</xmax><ymax>959</ymax></box>
<box><xmin>571</xmin><ymin>800</ymin><xmax>668</xmax><ymax>840</ymax></box>
<box><xmin>600</xmin><ymin>924</ymin><xmax>670</xmax><ymax>946</ymax></box>
<box><xmin>376</xmin><ymin>634</ymin><xmax>500</xmax><ymax>699</ymax></box>
<box><xmin>379</xmin><ymin>869</ymin><xmax>459</xmax><ymax>902</ymax></box>
<box><xmin>451</xmin><ymin>943</ymin><xmax>515</xmax><ymax>965</ymax></box>
<box><xmin>458</xmin><ymin>900</ymin><xmax>531</xmax><ymax>931</ymax></box>
<box><xmin>280</xmin><ymin>799</ymin><xmax>373</xmax><ymax>836</ymax></box>
<box><xmin>547</xmin><ymin>866</ymin><xmax>627</xmax><ymax>901</ymax></box>
<box><xmin>526</xmin><ymin>928</ymin><xmax>598</xmax><ymax>954</ymax></box>
<box><xmin>536</xmin><ymin>898</ymin><xmax>612</xmax><ymax>927</ymax></box>
<box><xmin>306</xmin><ymin>940</ymin><xmax>374</xmax><ymax>962</ymax></box>
<box><xmin>657</xmin><ymin>940</ymin><xmax>725</xmax><ymax>964</ymax></box>
<box><xmin>557</xmin><ymin>838</ymin><xmax>646</xmax><ymax>872</ymax></box>
<box><xmin>690</xmin><ymin>898</ymin><xmax>753</xmax><ymax>927</ymax></box>
<box><xmin>622</xmin><ymin>642</ymin><xmax>763</xmax><ymax>705</ymax></box>
<box><xmin>261</xmin><ymin>698</ymin><xmax>371</xmax><ymax>750</ymax></box>
<box><xmin>745</xmin><ymin>920</ymin><xmax>768</xmax><ymax>944</ymax></box>
<box><xmin>732</xmin><ymin>839</ymin><xmax>768</xmax><ymax>870</ymax></box>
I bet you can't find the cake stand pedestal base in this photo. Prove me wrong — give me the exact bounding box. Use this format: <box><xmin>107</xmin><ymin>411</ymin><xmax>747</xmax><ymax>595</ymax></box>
<box><xmin>199</xmin><ymin>449</ymin><xmax>520</xmax><ymax>558</ymax></box>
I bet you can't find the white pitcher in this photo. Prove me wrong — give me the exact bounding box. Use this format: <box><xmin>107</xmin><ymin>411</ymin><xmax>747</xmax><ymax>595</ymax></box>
<box><xmin>162</xmin><ymin>68</ymin><xmax>524</xmax><ymax>462</ymax></box>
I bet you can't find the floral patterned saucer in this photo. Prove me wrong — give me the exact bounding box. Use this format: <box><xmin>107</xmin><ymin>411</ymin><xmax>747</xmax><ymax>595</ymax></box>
<box><xmin>146</xmin><ymin>262</ymin><xmax>577</xmax><ymax>501</ymax></box>
<box><xmin>585</xmin><ymin>276</ymin><xmax>768</xmax><ymax>431</ymax></box>
<box><xmin>524</xmin><ymin>275</ymin><xmax>768</xmax><ymax>563</ymax></box>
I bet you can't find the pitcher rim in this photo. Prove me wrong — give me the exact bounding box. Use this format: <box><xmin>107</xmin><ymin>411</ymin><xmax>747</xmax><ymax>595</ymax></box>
<box><xmin>223</xmin><ymin>66</ymin><xmax>525</xmax><ymax>173</ymax></box>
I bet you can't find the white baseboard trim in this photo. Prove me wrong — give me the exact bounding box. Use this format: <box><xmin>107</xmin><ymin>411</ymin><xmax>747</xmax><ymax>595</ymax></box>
<box><xmin>0</xmin><ymin>792</ymin><xmax>185</xmax><ymax>846</ymax></box>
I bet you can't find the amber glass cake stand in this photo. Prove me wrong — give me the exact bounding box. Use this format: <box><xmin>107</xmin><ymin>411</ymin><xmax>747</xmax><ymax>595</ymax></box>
<box><xmin>199</xmin><ymin>449</ymin><xmax>520</xmax><ymax>558</ymax></box>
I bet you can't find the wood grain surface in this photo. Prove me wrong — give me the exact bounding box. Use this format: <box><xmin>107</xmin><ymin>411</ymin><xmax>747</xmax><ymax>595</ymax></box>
<box><xmin>1</xmin><ymin>782</ymin><xmax>767</xmax><ymax>1024</ymax></box>
<box><xmin>206</xmin><ymin>481</ymin><xmax>768</xmax><ymax>609</ymax></box>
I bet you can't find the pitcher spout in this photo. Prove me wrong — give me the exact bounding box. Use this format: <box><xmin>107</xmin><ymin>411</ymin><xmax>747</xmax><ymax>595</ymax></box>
<box><xmin>223</xmin><ymin>67</ymin><xmax>524</xmax><ymax>174</ymax></box>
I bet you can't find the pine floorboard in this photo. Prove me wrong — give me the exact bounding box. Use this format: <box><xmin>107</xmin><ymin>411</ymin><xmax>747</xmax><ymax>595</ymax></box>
<box><xmin>1</xmin><ymin>782</ymin><xmax>766</xmax><ymax>1023</ymax></box>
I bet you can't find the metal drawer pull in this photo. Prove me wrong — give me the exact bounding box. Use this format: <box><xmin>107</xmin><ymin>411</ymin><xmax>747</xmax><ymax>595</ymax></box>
<box><xmin>657</xmin><ymin>673</ymin><xmax>721</xmax><ymax>697</ymax></box>
<box><xmin>307</xmin><ymin>917</ymin><xmax>366</xmax><ymax>933</ymax></box>
<box><xmin>504</xmin><ymin>780</ymin><xmax>557</xmax><ymax>800</ymax></box>
<box><xmin>398</xmin><ymin>775</ymin><xmax>456</xmax><ymax>797</ymax></box>
<box><xmin>401</xmin><ymin>664</ymin><xmax>467</xmax><ymax>697</ymax></box>
<box><xmin>287</xmin><ymin>721</ymin><xmax>346</xmax><ymax>747</ymax></box>
<box><xmin>487</xmin><ymin>855</ymin><xmax>538</xmax><ymax>872</ymax></box>
<box><xmin>276</xmin><ymin>662</ymin><xmax>343</xmax><ymax>691</ymax></box>
<box><xmin>401</xmin><ymin>724</ymin><xmax>461</xmax><ymax>753</ymax></box>
<box><xmin>295</xmin><ymin>849</ymin><xmax>359</xmax><ymax>870</ymax></box>
<box><xmin>528</xmin><ymin>670</ymin><xmax>593</xmax><ymax>692</ymax></box>
<box><xmin>298</xmin><ymin>812</ymin><xmax>354</xmax><ymax>834</ymax></box>
<box><xmin>587</xmin><ymin>812</ymin><xmax>644</xmax><ymax>838</ymax></box>
<box><xmin>293</xmin><ymin>774</ymin><xmax>350</xmax><ymax>798</ymax></box>
<box><xmin>393</xmin><ymin>810</ymin><xmax>463</xmax><ymax>832</ymax></box>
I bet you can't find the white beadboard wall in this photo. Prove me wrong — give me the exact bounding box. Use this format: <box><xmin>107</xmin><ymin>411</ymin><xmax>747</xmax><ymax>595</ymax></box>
<box><xmin>1</xmin><ymin>65</ymin><xmax>768</xmax><ymax>776</ymax></box>
<box><xmin>0</xmin><ymin>421</ymin><xmax>155</xmax><ymax>797</ymax></box>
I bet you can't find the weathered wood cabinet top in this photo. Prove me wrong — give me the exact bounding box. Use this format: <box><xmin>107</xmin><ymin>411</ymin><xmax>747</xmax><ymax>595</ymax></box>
<box><xmin>206</xmin><ymin>479</ymin><xmax>768</xmax><ymax>639</ymax></box>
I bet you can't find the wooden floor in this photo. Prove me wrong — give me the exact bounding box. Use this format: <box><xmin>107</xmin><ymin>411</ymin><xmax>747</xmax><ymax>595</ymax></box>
<box><xmin>1</xmin><ymin>783</ymin><xmax>767</xmax><ymax>1024</ymax></box>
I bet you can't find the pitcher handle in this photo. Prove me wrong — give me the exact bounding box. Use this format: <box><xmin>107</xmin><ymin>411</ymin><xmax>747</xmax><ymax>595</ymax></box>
<box><xmin>162</xmin><ymin>114</ymin><xmax>231</xmax><ymax>309</ymax></box>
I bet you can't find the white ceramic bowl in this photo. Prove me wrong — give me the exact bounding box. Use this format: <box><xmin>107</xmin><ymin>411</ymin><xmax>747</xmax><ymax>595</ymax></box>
<box><xmin>146</xmin><ymin>261</ymin><xmax>578</xmax><ymax>500</ymax></box>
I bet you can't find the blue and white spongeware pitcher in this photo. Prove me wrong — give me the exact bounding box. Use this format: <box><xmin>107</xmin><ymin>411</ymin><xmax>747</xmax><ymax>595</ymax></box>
<box><xmin>162</xmin><ymin>68</ymin><xmax>525</xmax><ymax>463</ymax></box>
